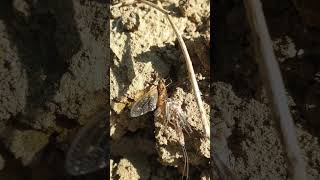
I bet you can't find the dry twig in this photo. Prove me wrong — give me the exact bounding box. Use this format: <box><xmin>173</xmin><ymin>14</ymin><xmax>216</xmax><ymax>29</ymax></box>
<box><xmin>243</xmin><ymin>0</ymin><xmax>306</xmax><ymax>179</ymax></box>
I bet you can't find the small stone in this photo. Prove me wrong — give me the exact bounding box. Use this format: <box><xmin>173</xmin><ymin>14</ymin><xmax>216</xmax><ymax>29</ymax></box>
<box><xmin>111</xmin><ymin>102</ymin><xmax>126</xmax><ymax>114</ymax></box>
<box><xmin>2</xmin><ymin>129</ymin><xmax>49</xmax><ymax>166</ymax></box>
<box><xmin>116</xmin><ymin>158</ymin><xmax>140</xmax><ymax>180</ymax></box>
<box><xmin>273</xmin><ymin>36</ymin><xmax>297</xmax><ymax>62</ymax></box>
<box><xmin>13</xmin><ymin>0</ymin><xmax>30</xmax><ymax>17</ymax></box>
<box><xmin>121</xmin><ymin>11</ymin><xmax>140</xmax><ymax>32</ymax></box>
<box><xmin>200</xmin><ymin>170</ymin><xmax>210</xmax><ymax>180</ymax></box>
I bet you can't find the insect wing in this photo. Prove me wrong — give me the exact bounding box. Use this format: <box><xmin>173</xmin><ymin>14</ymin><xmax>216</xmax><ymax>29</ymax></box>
<box><xmin>130</xmin><ymin>87</ymin><xmax>158</xmax><ymax>117</ymax></box>
<box><xmin>65</xmin><ymin>111</ymin><xmax>107</xmax><ymax>176</ymax></box>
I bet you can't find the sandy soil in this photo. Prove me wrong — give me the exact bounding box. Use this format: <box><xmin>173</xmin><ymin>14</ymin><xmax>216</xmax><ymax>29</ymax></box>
<box><xmin>110</xmin><ymin>0</ymin><xmax>320</xmax><ymax>179</ymax></box>
<box><xmin>214</xmin><ymin>0</ymin><xmax>320</xmax><ymax>179</ymax></box>
<box><xmin>0</xmin><ymin>0</ymin><xmax>319</xmax><ymax>180</ymax></box>
<box><xmin>110</xmin><ymin>0</ymin><xmax>210</xmax><ymax>179</ymax></box>
<box><xmin>0</xmin><ymin>0</ymin><xmax>107</xmax><ymax>179</ymax></box>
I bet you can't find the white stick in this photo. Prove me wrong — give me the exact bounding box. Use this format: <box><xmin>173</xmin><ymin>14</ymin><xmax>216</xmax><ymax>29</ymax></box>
<box><xmin>164</xmin><ymin>13</ymin><xmax>210</xmax><ymax>139</ymax></box>
<box><xmin>243</xmin><ymin>0</ymin><xmax>306</xmax><ymax>179</ymax></box>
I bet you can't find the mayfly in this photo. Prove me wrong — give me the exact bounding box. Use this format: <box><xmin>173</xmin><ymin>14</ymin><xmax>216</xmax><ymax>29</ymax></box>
<box><xmin>65</xmin><ymin>110</ymin><xmax>107</xmax><ymax>176</ymax></box>
<box><xmin>130</xmin><ymin>84</ymin><xmax>159</xmax><ymax>117</ymax></box>
<box><xmin>130</xmin><ymin>79</ymin><xmax>168</xmax><ymax>118</ymax></box>
<box><xmin>130</xmin><ymin>79</ymin><xmax>191</xmax><ymax>180</ymax></box>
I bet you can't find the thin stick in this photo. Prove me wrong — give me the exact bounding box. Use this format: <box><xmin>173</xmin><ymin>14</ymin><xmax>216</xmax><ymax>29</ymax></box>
<box><xmin>136</xmin><ymin>0</ymin><xmax>210</xmax><ymax>139</ymax></box>
<box><xmin>212</xmin><ymin>152</ymin><xmax>239</xmax><ymax>180</ymax></box>
<box><xmin>243</xmin><ymin>0</ymin><xmax>306</xmax><ymax>180</ymax></box>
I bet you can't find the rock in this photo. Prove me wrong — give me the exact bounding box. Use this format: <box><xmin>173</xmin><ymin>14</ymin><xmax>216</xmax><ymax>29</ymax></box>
<box><xmin>273</xmin><ymin>35</ymin><xmax>297</xmax><ymax>62</ymax></box>
<box><xmin>2</xmin><ymin>129</ymin><xmax>49</xmax><ymax>166</ymax></box>
<box><xmin>111</xmin><ymin>101</ymin><xmax>126</xmax><ymax>114</ymax></box>
<box><xmin>13</xmin><ymin>0</ymin><xmax>30</xmax><ymax>17</ymax></box>
<box><xmin>115</xmin><ymin>156</ymin><xmax>151</xmax><ymax>180</ymax></box>
<box><xmin>121</xmin><ymin>11</ymin><xmax>140</xmax><ymax>32</ymax></box>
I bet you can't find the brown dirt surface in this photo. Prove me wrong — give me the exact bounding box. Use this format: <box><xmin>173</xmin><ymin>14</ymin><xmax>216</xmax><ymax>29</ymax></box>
<box><xmin>0</xmin><ymin>0</ymin><xmax>107</xmax><ymax>179</ymax></box>
<box><xmin>0</xmin><ymin>0</ymin><xmax>320</xmax><ymax>179</ymax></box>
<box><xmin>110</xmin><ymin>0</ymin><xmax>210</xmax><ymax>179</ymax></box>
<box><xmin>214</xmin><ymin>0</ymin><xmax>320</xmax><ymax>179</ymax></box>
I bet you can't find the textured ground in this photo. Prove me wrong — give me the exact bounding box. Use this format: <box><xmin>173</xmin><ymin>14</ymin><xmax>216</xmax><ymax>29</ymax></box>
<box><xmin>0</xmin><ymin>0</ymin><xmax>107</xmax><ymax>179</ymax></box>
<box><xmin>110</xmin><ymin>0</ymin><xmax>210</xmax><ymax>179</ymax></box>
<box><xmin>0</xmin><ymin>0</ymin><xmax>320</xmax><ymax>180</ymax></box>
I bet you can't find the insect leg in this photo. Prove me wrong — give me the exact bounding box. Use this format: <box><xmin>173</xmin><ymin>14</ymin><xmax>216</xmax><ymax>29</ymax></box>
<box><xmin>181</xmin><ymin>144</ymin><xmax>189</xmax><ymax>180</ymax></box>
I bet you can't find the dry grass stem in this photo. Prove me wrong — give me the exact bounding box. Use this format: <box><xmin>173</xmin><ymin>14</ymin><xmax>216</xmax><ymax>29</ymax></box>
<box><xmin>244</xmin><ymin>0</ymin><xmax>306</xmax><ymax>179</ymax></box>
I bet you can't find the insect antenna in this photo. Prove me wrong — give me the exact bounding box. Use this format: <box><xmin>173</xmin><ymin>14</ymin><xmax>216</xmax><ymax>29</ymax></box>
<box><xmin>181</xmin><ymin>144</ymin><xmax>189</xmax><ymax>180</ymax></box>
<box><xmin>164</xmin><ymin>78</ymin><xmax>173</xmax><ymax>88</ymax></box>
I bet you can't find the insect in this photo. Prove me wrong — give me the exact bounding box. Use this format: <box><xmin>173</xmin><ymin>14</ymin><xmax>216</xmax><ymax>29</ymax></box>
<box><xmin>65</xmin><ymin>110</ymin><xmax>107</xmax><ymax>176</ymax></box>
<box><xmin>130</xmin><ymin>79</ymin><xmax>191</xmax><ymax>180</ymax></box>
<box><xmin>130</xmin><ymin>84</ymin><xmax>159</xmax><ymax>117</ymax></box>
<box><xmin>130</xmin><ymin>79</ymin><xmax>169</xmax><ymax>118</ymax></box>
